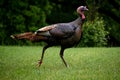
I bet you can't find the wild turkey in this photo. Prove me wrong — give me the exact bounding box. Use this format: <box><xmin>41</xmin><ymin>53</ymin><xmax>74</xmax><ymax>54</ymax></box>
<box><xmin>11</xmin><ymin>6</ymin><xmax>88</xmax><ymax>67</ymax></box>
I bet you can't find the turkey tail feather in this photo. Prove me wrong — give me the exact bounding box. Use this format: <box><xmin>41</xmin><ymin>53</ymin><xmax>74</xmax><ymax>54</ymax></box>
<box><xmin>10</xmin><ymin>32</ymin><xmax>47</xmax><ymax>42</ymax></box>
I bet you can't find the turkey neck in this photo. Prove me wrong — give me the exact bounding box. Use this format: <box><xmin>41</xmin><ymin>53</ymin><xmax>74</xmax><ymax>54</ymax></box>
<box><xmin>70</xmin><ymin>17</ymin><xmax>83</xmax><ymax>27</ymax></box>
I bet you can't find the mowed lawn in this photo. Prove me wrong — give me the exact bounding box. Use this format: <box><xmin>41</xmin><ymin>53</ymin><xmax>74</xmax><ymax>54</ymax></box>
<box><xmin>0</xmin><ymin>46</ymin><xmax>120</xmax><ymax>80</ymax></box>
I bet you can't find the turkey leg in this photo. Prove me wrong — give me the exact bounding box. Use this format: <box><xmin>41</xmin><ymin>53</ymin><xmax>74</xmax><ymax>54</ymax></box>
<box><xmin>60</xmin><ymin>48</ymin><xmax>68</xmax><ymax>67</ymax></box>
<box><xmin>38</xmin><ymin>45</ymin><xmax>50</xmax><ymax>67</ymax></box>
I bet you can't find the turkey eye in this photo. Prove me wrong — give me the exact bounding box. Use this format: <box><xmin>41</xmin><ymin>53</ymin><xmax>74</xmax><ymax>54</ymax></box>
<box><xmin>81</xmin><ymin>7</ymin><xmax>84</xmax><ymax>11</ymax></box>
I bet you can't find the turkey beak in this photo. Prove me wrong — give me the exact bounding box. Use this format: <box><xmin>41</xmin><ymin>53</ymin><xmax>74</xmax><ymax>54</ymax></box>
<box><xmin>84</xmin><ymin>6</ymin><xmax>89</xmax><ymax>11</ymax></box>
<box><xmin>85</xmin><ymin>8</ymin><xmax>88</xmax><ymax>11</ymax></box>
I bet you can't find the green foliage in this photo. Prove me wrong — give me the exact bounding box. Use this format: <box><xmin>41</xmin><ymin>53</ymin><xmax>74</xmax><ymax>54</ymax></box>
<box><xmin>0</xmin><ymin>0</ymin><xmax>53</xmax><ymax>45</ymax></box>
<box><xmin>0</xmin><ymin>0</ymin><xmax>120</xmax><ymax>46</ymax></box>
<box><xmin>78</xmin><ymin>18</ymin><xmax>109</xmax><ymax>47</ymax></box>
<box><xmin>0</xmin><ymin>46</ymin><xmax>120</xmax><ymax>80</ymax></box>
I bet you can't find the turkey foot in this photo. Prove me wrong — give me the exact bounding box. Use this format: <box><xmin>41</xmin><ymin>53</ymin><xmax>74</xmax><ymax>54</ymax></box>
<box><xmin>37</xmin><ymin>60</ymin><xmax>42</xmax><ymax>67</ymax></box>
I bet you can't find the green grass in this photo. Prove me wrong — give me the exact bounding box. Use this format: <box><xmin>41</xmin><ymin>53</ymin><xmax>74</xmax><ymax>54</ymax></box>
<box><xmin>0</xmin><ymin>46</ymin><xmax>120</xmax><ymax>80</ymax></box>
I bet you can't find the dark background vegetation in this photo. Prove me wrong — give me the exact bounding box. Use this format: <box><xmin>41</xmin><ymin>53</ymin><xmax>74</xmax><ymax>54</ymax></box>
<box><xmin>0</xmin><ymin>0</ymin><xmax>120</xmax><ymax>47</ymax></box>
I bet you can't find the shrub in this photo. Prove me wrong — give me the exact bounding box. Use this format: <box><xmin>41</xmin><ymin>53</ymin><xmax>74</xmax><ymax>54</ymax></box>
<box><xmin>78</xmin><ymin>17</ymin><xmax>109</xmax><ymax>47</ymax></box>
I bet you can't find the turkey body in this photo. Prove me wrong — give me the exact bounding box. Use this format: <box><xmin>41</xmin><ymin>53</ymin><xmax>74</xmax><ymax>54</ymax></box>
<box><xmin>11</xmin><ymin>6</ymin><xmax>88</xmax><ymax>67</ymax></box>
<box><xmin>37</xmin><ymin>17</ymin><xmax>83</xmax><ymax>49</ymax></box>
